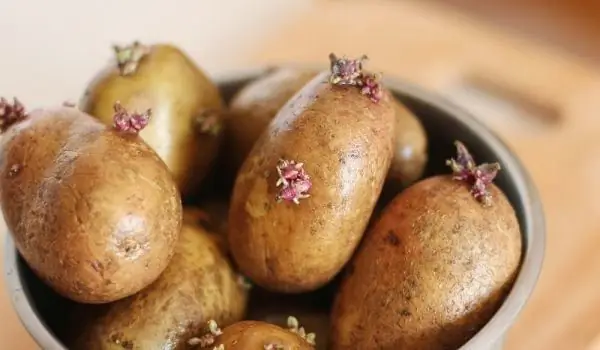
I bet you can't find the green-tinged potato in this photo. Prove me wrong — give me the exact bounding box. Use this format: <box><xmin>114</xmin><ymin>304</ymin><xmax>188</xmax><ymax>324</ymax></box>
<box><xmin>0</xmin><ymin>100</ymin><xmax>181</xmax><ymax>303</ymax></box>
<box><xmin>331</xmin><ymin>142</ymin><xmax>522</xmax><ymax>350</ymax></box>
<box><xmin>70</xmin><ymin>216</ymin><xmax>249</xmax><ymax>350</ymax></box>
<box><xmin>191</xmin><ymin>319</ymin><xmax>315</xmax><ymax>349</ymax></box>
<box><xmin>80</xmin><ymin>41</ymin><xmax>225</xmax><ymax>197</ymax></box>
<box><xmin>224</xmin><ymin>68</ymin><xmax>319</xmax><ymax>176</ymax></box>
<box><xmin>228</xmin><ymin>55</ymin><xmax>396</xmax><ymax>293</ymax></box>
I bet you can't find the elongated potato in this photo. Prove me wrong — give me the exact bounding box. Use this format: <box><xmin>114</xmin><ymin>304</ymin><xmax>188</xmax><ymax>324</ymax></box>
<box><xmin>70</xmin><ymin>217</ymin><xmax>249</xmax><ymax>350</ymax></box>
<box><xmin>0</xmin><ymin>100</ymin><xmax>182</xmax><ymax>303</ymax></box>
<box><xmin>224</xmin><ymin>68</ymin><xmax>319</xmax><ymax>176</ymax></box>
<box><xmin>224</xmin><ymin>67</ymin><xmax>428</xmax><ymax>189</ymax></box>
<box><xmin>228</xmin><ymin>55</ymin><xmax>396</xmax><ymax>293</ymax></box>
<box><xmin>331</xmin><ymin>143</ymin><xmax>522</xmax><ymax>349</ymax></box>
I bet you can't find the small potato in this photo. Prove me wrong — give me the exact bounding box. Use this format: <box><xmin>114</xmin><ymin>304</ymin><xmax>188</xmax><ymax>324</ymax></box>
<box><xmin>330</xmin><ymin>142</ymin><xmax>522</xmax><ymax>349</ymax></box>
<box><xmin>224</xmin><ymin>67</ymin><xmax>319</xmax><ymax>176</ymax></box>
<box><xmin>387</xmin><ymin>100</ymin><xmax>428</xmax><ymax>187</ymax></box>
<box><xmin>70</xmin><ymin>218</ymin><xmax>249</xmax><ymax>350</ymax></box>
<box><xmin>0</xmin><ymin>100</ymin><xmax>181</xmax><ymax>303</ymax></box>
<box><xmin>228</xmin><ymin>55</ymin><xmax>396</xmax><ymax>293</ymax></box>
<box><xmin>192</xmin><ymin>319</ymin><xmax>315</xmax><ymax>349</ymax></box>
<box><xmin>80</xmin><ymin>42</ymin><xmax>225</xmax><ymax>197</ymax></box>
<box><xmin>248</xmin><ymin>293</ymin><xmax>330</xmax><ymax>350</ymax></box>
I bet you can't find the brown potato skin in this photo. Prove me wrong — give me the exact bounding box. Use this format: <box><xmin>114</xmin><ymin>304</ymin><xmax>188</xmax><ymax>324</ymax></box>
<box><xmin>80</xmin><ymin>43</ymin><xmax>225</xmax><ymax>197</ymax></box>
<box><xmin>387</xmin><ymin>100</ymin><xmax>428</xmax><ymax>187</ymax></box>
<box><xmin>228</xmin><ymin>71</ymin><xmax>396</xmax><ymax>293</ymax></box>
<box><xmin>225</xmin><ymin>67</ymin><xmax>427</xmax><ymax>190</ymax></box>
<box><xmin>70</xmin><ymin>220</ymin><xmax>248</xmax><ymax>350</ymax></box>
<box><xmin>249</xmin><ymin>303</ymin><xmax>329</xmax><ymax>350</ymax></box>
<box><xmin>0</xmin><ymin>107</ymin><xmax>182</xmax><ymax>303</ymax></box>
<box><xmin>330</xmin><ymin>175</ymin><xmax>522</xmax><ymax>350</ymax></box>
<box><xmin>224</xmin><ymin>68</ymin><xmax>319</xmax><ymax>176</ymax></box>
<box><xmin>212</xmin><ymin>321</ymin><xmax>314</xmax><ymax>350</ymax></box>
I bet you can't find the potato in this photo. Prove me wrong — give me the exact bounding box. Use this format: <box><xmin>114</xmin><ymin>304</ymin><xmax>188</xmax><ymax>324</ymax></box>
<box><xmin>387</xmin><ymin>100</ymin><xmax>428</xmax><ymax>187</ymax></box>
<box><xmin>190</xmin><ymin>319</ymin><xmax>315</xmax><ymax>349</ymax></box>
<box><xmin>80</xmin><ymin>41</ymin><xmax>225</xmax><ymax>198</ymax></box>
<box><xmin>70</xmin><ymin>216</ymin><xmax>249</xmax><ymax>350</ymax></box>
<box><xmin>224</xmin><ymin>67</ymin><xmax>427</xmax><ymax>190</ymax></box>
<box><xmin>0</xmin><ymin>100</ymin><xmax>182</xmax><ymax>303</ymax></box>
<box><xmin>224</xmin><ymin>67</ymin><xmax>319</xmax><ymax>176</ymax></box>
<box><xmin>228</xmin><ymin>55</ymin><xmax>396</xmax><ymax>293</ymax></box>
<box><xmin>330</xmin><ymin>142</ymin><xmax>522</xmax><ymax>349</ymax></box>
<box><xmin>248</xmin><ymin>293</ymin><xmax>330</xmax><ymax>350</ymax></box>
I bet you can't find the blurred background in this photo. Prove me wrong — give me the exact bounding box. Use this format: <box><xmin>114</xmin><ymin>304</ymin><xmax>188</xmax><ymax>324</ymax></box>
<box><xmin>2</xmin><ymin>0</ymin><xmax>600</xmax><ymax>349</ymax></box>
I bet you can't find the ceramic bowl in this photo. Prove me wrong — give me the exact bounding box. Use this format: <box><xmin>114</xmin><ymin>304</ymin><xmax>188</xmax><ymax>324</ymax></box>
<box><xmin>4</xmin><ymin>67</ymin><xmax>545</xmax><ymax>350</ymax></box>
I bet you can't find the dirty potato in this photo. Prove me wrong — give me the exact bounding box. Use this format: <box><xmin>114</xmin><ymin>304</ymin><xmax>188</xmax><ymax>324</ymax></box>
<box><xmin>0</xmin><ymin>100</ymin><xmax>181</xmax><ymax>303</ymax></box>
<box><xmin>70</xmin><ymin>219</ymin><xmax>249</xmax><ymax>349</ymax></box>
<box><xmin>228</xmin><ymin>54</ymin><xmax>396</xmax><ymax>293</ymax></box>
<box><xmin>330</xmin><ymin>142</ymin><xmax>522</xmax><ymax>349</ymax></box>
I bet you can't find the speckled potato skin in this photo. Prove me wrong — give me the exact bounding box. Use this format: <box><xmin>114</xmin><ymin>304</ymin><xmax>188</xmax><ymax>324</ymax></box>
<box><xmin>0</xmin><ymin>107</ymin><xmax>182</xmax><ymax>303</ymax></box>
<box><xmin>330</xmin><ymin>175</ymin><xmax>522</xmax><ymax>350</ymax></box>
<box><xmin>80</xmin><ymin>44</ymin><xmax>225</xmax><ymax>197</ymax></box>
<box><xmin>225</xmin><ymin>68</ymin><xmax>319</xmax><ymax>175</ymax></box>
<box><xmin>212</xmin><ymin>321</ymin><xmax>315</xmax><ymax>350</ymax></box>
<box><xmin>228</xmin><ymin>71</ymin><xmax>396</xmax><ymax>293</ymax></box>
<box><xmin>387</xmin><ymin>100</ymin><xmax>428</xmax><ymax>187</ymax></box>
<box><xmin>70</xmin><ymin>221</ymin><xmax>248</xmax><ymax>350</ymax></box>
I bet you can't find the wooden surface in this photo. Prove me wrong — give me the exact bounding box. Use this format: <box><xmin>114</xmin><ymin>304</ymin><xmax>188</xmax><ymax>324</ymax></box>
<box><xmin>245</xmin><ymin>1</ymin><xmax>600</xmax><ymax>349</ymax></box>
<box><xmin>429</xmin><ymin>0</ymin><xmax>600</xmax><ymax>64</ymax></box>
<box><xmin>2</xmin><ymin>1</ymin><xmax>600</xmax><ymax>349</ymax></box>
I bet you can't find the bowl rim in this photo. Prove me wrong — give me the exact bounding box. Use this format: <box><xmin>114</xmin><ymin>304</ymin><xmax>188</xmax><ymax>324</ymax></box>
<box><xmin>4</xmin><ymin>66</ymin><xmax>545</xmax><ymax>350</ymax></box>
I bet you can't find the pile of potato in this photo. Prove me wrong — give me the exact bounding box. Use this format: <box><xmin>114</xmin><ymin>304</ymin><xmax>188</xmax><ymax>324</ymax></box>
<box><xmin>0</xmin><ymin>42</ymin><xmax>522</xmax><ymax>350</ymax></box>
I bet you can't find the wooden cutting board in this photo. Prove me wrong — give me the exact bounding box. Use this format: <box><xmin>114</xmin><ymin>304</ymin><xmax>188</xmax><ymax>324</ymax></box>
<box><xmin>244</xmin><ymin>1</ymin><xmax>600</xmax><ymax>349</ymax></box>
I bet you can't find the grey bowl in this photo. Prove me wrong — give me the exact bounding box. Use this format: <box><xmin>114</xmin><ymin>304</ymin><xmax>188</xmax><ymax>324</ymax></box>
<box><xmin>4</xmin><ymin>67</ymin><xmax>545</xmax><ymax>350</ymax></box>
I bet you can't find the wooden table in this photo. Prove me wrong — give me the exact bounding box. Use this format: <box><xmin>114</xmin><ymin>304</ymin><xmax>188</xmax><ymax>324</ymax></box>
<box><xmin>244</xmin><ymin>1</ymin><xmax>600</xmax><ymax>349</ymax></box>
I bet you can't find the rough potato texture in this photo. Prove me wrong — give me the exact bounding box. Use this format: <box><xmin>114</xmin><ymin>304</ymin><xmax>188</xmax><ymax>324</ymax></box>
<box><xmin>228</xmin><ymin>71</ymin><xmax>396</xmax><ymax>293</ymax></box>
<box><xmin>225</xmin><ymin>68</ymin><xmax>318</xmax><ymax>176</ymax></box>
<box><xmin>80</xmin><ymin>43</ymin><xmax>225</xmax><ymax>197</ymax></box>
<box><xmin>331</xmin><ymin>175</ymin><xmax>522</xmax><ymax>350</ymax></box>
<box><xmin>0</xmin><ymin>107</ymin><xmax>182</xmax><ymax>303</ymax></box>
<box><xmin>387</xmin><ymin>99</ymin><xmax>428</xmax><ymax>187</ymax></box>
<box><xmin>70</xmin><ymin>222</ymin><xmax>248</xmax><ymax>350</ymax></box>
<box><xmin>210</xmin><ymin>321</ymin><xmax>315</xmax><ymax>350</ymax></box>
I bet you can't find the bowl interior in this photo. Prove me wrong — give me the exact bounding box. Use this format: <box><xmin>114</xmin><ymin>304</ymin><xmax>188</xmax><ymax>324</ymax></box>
<box><xmin>7</xmin><ymin>68</ymin><xmax>543</xmax><ymax>349</ymax></box>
